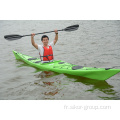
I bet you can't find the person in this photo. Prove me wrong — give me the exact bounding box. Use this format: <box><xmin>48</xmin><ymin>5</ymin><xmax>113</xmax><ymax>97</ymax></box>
<box><xmin>31</xmin><ymin>30</ymin><xmax>58</xmax><ymax>63</ymax></box>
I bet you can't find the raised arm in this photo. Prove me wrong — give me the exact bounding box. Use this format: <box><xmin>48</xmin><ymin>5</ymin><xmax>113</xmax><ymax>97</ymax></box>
<box><xmin>53</xmin><ymin>30</ymin><xmax>58</xmax><ymax>45</ymax></box>
<box><xmin>31</xmin><ymin>33</ymin><xmax>38</xmax><ymax>49</ymax></box>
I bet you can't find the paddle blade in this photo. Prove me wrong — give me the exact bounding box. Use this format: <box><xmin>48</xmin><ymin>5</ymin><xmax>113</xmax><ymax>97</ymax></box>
<box><xmin>4</xmin><ymin>34</ymin><xmax>23</xmax><ymax>40</ymax></box>
<box><xmin>64</xmin><ymin>24</ymin><xmax>79</xmax><ymax>32</ymax></box>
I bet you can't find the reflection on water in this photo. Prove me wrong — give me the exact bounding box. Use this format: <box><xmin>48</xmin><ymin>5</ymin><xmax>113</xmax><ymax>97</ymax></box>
<box><xmin>32</xmin><ymin>69</ymin><xmax>119</xmax><ymax>100</ymax></box>
<box><xmin>64</xmin><ymin>74</ymin><xmax>119</xmax><ymax>100</ymax></box>
<box><xmin>44</xmin><ymin>89</ymin><xmax>59</xmax><ymax>96</ymax></box>
<box><xmin>34</xmin><ymin>71</ymin><xmax>61</xmax><ymax>99</ymax></box>
<box><xmin>35</xmin><ymin>71</ymin><xmax>57</xmax><ymax>78</ymax></box>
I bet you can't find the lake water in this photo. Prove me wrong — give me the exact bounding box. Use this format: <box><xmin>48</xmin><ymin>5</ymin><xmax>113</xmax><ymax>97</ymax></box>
<box><xmin>0</xmin><ymin>20</ymin><xmax>120</xmax><ymax>100</ymax></box>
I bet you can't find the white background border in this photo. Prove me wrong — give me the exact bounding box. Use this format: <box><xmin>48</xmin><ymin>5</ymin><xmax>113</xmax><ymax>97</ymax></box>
<box><xmin>0</xmin><ymin>0</ymin><xmax>120</xmax><ymax>20</ymax></box>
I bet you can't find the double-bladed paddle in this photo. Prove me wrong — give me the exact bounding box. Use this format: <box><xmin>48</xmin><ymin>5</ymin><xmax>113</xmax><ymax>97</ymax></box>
<box><xmin>4</xmin><ymin>24</ymin><xmax>79</xmax><ymax>40</ymax></box>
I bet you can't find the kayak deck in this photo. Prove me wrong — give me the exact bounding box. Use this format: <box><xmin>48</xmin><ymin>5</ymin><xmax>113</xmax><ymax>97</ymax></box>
<box><xmin>13</xmin><ymin>51</ymin><xmax>120</xmax><ymax>81</ymax></box>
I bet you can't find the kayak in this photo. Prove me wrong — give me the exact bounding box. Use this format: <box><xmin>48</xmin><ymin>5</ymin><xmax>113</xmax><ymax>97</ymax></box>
<box><xmin>13</xmin><ymin>51</ymin><xmax>120</xmax><ymax>80</ymax></box>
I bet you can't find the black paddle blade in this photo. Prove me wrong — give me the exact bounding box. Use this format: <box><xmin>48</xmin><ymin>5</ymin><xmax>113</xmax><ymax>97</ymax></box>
<box><xmin>64</xmin><ymin>24</ymin><xmax>79</xmax><ymax>32</ymax></box>
<box><xmin>4</xmin><ymin>34</ymin><xmax>23</xmax><ymax>40</ymax></box>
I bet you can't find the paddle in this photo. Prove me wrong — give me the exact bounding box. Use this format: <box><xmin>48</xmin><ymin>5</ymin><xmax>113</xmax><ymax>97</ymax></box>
<box><xmin>4</xmin><ymin>24</ymin><xmax>79</xmax><ymax>40</ymax></box>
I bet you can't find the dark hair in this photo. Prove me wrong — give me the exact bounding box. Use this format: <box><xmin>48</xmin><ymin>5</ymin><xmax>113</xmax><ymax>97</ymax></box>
<box><xmin>41</xmin><ymin>35</ymin><xmax>49</xmax><ymax>41</ymax></box>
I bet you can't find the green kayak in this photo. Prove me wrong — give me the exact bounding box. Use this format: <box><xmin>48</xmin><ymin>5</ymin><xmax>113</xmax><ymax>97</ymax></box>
<box><xmin>13</xmin><ymin>51</ymin><xmax>120</xmax><ymax>80</ymax></box>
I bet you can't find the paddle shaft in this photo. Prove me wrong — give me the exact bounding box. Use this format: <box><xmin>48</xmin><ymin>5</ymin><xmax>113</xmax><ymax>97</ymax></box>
<box><xmin>23</xmin><ymin>29</ymin><xmax>63</xmax><ymax>37</ymax></box>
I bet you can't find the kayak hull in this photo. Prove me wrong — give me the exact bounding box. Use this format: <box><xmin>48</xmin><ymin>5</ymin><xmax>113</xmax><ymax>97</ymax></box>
<box><xmin>13</xmin><ymin>51</ymin><xmax>120</xmax><ymax>80</ymax></box>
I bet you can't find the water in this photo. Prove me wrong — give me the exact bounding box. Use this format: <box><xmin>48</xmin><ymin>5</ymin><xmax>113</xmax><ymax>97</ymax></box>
<box><xmin>0</xmin><ymin>20</ymin><xmax>120</xmax><ymax>100</ymax></box>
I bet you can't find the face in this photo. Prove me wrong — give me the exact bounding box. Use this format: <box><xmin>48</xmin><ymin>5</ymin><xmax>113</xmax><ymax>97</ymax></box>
<box><xmin>42</xmin><ymin>37</ymin><xmax>49</xmax><ymax>46</ymax></box>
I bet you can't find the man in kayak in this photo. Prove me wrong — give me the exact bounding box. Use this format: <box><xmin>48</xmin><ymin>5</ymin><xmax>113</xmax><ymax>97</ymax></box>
<box><xmin>31</xmin><ymin>30</ymin><xmax>58</xmax><ymax>63</ymax></box>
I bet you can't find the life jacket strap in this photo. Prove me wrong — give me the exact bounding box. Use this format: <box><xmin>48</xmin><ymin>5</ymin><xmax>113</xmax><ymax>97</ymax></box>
<box><xmin>40</xmin><ymin>54</ymin><xmax>53</xmax><ymax>61</ymax></box>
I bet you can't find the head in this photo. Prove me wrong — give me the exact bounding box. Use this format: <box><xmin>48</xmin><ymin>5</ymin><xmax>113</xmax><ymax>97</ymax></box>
<box><xmin>41</xmin><ymin>35</ymin><xmax>49</xmax><ymax>46</ymax></box>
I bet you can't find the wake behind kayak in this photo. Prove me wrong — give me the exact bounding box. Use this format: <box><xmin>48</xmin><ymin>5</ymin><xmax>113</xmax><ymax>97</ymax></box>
<box><xmin>13</xmin><ymin>50</ymin><xmax>120</xmax><ymax>81</ymax></box>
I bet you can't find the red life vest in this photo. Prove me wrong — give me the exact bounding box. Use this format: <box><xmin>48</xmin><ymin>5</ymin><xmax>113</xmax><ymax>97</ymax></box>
<box><xmin>40</xmin><ymin>45</ymin><xmax>54</xmax><ymax>61</ymax></box>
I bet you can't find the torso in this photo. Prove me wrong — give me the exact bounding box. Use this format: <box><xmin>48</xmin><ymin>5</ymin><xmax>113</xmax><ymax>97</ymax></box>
<box><xmin>38</xmin><ymin>41</ymin><xmax>54</xmax><ymax>62</ymax></box>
